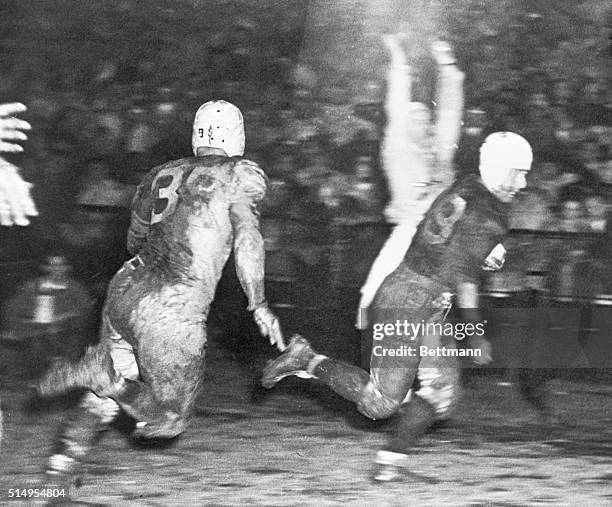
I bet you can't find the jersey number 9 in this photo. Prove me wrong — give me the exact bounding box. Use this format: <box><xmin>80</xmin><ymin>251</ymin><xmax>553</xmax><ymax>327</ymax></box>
<box><xmin>422</xmin><ymin>194</ymin><xmax>466</xmax><ymax>245</ymax></box>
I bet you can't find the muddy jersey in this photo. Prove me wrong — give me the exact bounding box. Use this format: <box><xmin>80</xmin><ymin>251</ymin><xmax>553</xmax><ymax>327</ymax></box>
<box><xmin>404</xmin><ymin>175</ymin><xmax>508</xmax><ymax>291</ymax></box>
<box><xmin>125</xmin><ymin>155</ymin><xmax>266</xmax><ymax>306</ymax></box>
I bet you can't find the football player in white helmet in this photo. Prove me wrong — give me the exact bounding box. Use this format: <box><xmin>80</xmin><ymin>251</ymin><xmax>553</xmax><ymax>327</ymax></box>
<box><xmin>356</xmin><ymin>34</ymin><xmax>465</xmax><ymax>329</ymax></box>
<box><xmin>37</xmin><ymin>100</ymin><xmax>285</xmax><ymax>496</ymax></box>
<box><xmin>262</xmin><ymin>131</ymin><xmax>533</xmax><ymax>482</ymax></box>
<box><xmin>478</xmin><ymin>131</ymin><xmax>532</xmax><ymax>203</ymax></box>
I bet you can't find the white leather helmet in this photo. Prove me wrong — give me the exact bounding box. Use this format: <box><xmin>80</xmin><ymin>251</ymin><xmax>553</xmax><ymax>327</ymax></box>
<box><xmin>192</xmin><ymin>100</ymin><xmax>245</xmax><ymax>157</ymax></box>
<box><xmin>479</xmin><ymin>132</ymin><xmax>533</xmax><ymax>191</ymax></box>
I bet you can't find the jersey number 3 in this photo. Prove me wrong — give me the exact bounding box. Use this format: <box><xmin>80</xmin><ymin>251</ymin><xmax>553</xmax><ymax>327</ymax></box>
<box><xmin>150</xmin><ymin>168</ymin><xmax>184</xmax><ymax>224</ymax></box>
<box><xmin>421</xmin><ymin>194</ymin><xmax>466</xmax><ymax>245</ymax></box>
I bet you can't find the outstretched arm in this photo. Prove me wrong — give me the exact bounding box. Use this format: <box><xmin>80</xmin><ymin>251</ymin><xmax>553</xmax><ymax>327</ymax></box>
<box><xmin>230</xmin><ymin>200</ymin><xmax>266</xmax><ymax>310</ymax></box>
<box><xmin>382</xmin><ymin>34</ymin><xmax>412</xmax><ymax>127</ymax></box>
<box><xmin>380</xmin><ymin>34</ymin><xmax>430</xmax><ymax>224</ymax></box>
<box><xmin>230</xmin><ymin>197</ymin><xmax>285</xmax><ymax>351</ymax></box>
<box><xmin>432</xmin><ymin>41</ymin><xmax>465</xmax><ymax>186</ymax></box>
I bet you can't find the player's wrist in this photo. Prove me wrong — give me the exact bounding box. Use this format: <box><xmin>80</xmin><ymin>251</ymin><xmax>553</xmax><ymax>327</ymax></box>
<box><xmin>250</xmin><ymin>300</ymin><xmax>268</xmax><ymax>312</ymax></box>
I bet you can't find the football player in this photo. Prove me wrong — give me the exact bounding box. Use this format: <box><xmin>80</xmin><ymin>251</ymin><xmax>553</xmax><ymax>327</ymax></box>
<box><xmin>262</xmin><ymin>132</ymin><xmax>533</xmax><ymax>482</ymax></box>
<box><xmin>38</xmin><ymin>100</ymin><xmax>285</xmax><ymax>492</ymax></box>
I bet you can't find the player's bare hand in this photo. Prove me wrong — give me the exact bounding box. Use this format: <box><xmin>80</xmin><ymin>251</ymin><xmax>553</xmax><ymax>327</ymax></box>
<box><xmin>381</xmin><ymin>34</ymin><xmax>407</xmax><ymax>65</ymax></box>
<box><xmin>355</xmin><ymin>307</ymin><xmax>369</xmax><ymax>330</ymax></box>
<box><xmin>431</xmin><ymin>40</ymin><xmax>456</xmax><ymax>66</ymax></box>
<box><xmin>254</xmin><ymin>305</ymin><xmax>286</xmax><ymax>351</ymax></box>
<box><xmin>0</xmin><ymin>102</ymin><xmax>31</xmax><ymax>153</ymax></box>
<box><xmin>468</xmin><ymin>336</ymin><xmax>493</xmax><ymax>365</ymax></box>
<box><xmin>0</xmin><ymin>157</ymin><xmax>38</xmax><ymax>226</ymax></box>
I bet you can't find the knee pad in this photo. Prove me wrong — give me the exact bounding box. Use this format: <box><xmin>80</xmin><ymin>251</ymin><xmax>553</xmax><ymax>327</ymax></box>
<box><xmin>356</xmin><ymin>381</ymin><xmax>402</xmax><ymax>420</ymax></box>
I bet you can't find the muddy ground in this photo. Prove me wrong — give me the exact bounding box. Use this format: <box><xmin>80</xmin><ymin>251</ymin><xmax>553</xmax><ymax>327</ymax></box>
<box><xmin>1</xmin><ymin>330</ymin><xmax>611</xmax><ymax>507</ymax></box>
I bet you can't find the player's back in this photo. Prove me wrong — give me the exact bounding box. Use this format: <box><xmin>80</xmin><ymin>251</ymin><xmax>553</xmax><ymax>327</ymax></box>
<box><xmin>134</xmin><ymin>155</ymin><xmax>236</xmax><ymax>286</ymax></box>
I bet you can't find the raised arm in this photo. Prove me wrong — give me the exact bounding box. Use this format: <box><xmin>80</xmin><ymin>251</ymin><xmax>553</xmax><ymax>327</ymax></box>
<box><xmin>380</xmin><ymin>34</ymin><xmax>431</xmax><ymax>224</ymax></box>
<box><xmin>431</xmin><ymin>41</ymin><xmax>465</xmax><ymax>186</ymax></box>
<box><xmin>382</xmin><ymin>34</ymin><xmax>412</xmax><ymax>127</ymax></box>
<box><xmin>230</xmin><ymin>160</ymin><xmax>285</xmax><ymax>351</ymax></box>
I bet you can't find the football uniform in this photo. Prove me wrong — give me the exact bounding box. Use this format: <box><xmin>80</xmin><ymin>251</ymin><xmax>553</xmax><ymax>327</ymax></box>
<box><xmin>40</xmin><ymin>101</ymin><xmax>285</xmax><ymax>494</ymax></box>
<box><xmin>261</xmin><ymin>131</ymin><xmax>532</xmax><ymax>481</ymax></box>
<box><xmin>103</xmin><ymin>154</ymin><xmax>267</xmax><ymax>427</ymax></box>
<box><xmin>367</xmin><ymin>175</ymin><xmax>508</xmax><ymax>419</ymax></box>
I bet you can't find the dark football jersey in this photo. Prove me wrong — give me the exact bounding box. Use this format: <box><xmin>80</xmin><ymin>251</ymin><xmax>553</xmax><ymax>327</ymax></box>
<box><xmin>404</xmin><ymin>175</ymin><xmax>509</xmax><ymax>290</ymax></box>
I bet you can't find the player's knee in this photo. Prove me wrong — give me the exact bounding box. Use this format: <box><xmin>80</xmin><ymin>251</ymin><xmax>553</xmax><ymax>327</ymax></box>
<box><xmin>356</xmin><ymin>381</ymin><xmax>402</xmax><ymax>420</ymax></box>
<box><xmin>134</xmin><ymin>411</ymin><xmax>187</xmax><ymax>439</ymax></box>
<box><xmin>81</xmin><ymin>392</ymin><xmax>120</xmax><ymax>425</ymax></box>
<box><xmin>416</xmin><ymin>377</ymin><xmax>461</xmax><ymax>419</ymax></box>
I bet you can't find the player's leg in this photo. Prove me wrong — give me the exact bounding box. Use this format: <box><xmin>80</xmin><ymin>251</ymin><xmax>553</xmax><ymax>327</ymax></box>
<box><xmin>37</xmin><ymin>339</ymin><xmax>122</xmax><ymax>398</ymax></box>
<box><xmin>116</xmin><ymin>318</ymin><xmax>207</xmax><ymax>439</ymax></box>
<box><xmin>516</xmin><ymin>302</ymin><xmax>557</xmax><ymax>423</ymax></box>
<box><xmin>41</xmin><ymin>314</ymin><xmax>129</xmax><ymax>497</ymax></box>
<box><xmin>261</xmin><ymin>331</ymin><xmax>421</xmax><ymax>485</ymax></box>
<box><xmin>264</xmin><ymin>268</ymin><xmax>435</xmax><ymax>419</ymax></box>
<box><xmin>262</xmin><ymin>328</ymin><xmax>419</xmax><ymax>421</ymax></box>
<box><xmin>45</xmin><ymin>391</ymin><xmax>120</xmax><ymax>498</ymax></box>
<box><xmin>375</xmin><ymin>328</ymin><xmax>460</xmax><ymax>482</ymax></box>
<box><xmin>37</xmin><ymin>269</ymin><xmax>137</xmax><ymax>399</ymax></box>
<box><xmin>93</xmin><ymin>312</ymin><xmax>182</xmax><ymax>438</ymax></box>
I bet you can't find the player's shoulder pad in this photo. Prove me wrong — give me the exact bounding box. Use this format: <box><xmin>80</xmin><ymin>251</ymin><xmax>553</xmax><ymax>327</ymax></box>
<box><xmin>133</xmin><ymin>158</ymin><xmax>191</xmax><ymax>205</ymax></box>
<box><xmin>158</xmin><ymin>157</ymin><xmax>195</xmax><ymax>174</ymax></box>
<box><xmin>231</xmin><ymin>158</ymin><xmax>268</xmax><ymax>202</ymax></box>
<box><xmin>140</xmin><ymin>158</ymin><xmax>188</xmax><ymax>185</ymax></box>
<box><xmin>233</xmin><ymin>158</ymin><xmax>268</xmax><ymax>183</ymax></box>
<box><xmin>454</xmin><ymin>175</ymin><xmax>507</xmax><ymax>232</ymax></box>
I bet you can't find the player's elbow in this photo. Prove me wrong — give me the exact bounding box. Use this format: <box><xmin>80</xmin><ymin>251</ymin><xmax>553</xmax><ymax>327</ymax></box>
<box><xmin>126</xmin><ymin>232</ymin><xmax>145</xmax><ymax>256</ymax></box>
<box><xmin>234</xmin><ymin>233</ymin><xmax>264</xmax><ymax>260</ymax></box>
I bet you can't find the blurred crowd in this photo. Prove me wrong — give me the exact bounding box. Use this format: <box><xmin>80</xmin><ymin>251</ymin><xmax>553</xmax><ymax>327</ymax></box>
<box><xmin>0</xmin><ymin>0</ymin><xmax>610</xmax><ymax>302</ymax></box>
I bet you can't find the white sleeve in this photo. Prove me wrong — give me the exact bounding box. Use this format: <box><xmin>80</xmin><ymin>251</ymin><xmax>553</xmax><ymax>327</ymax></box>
<box><xmin>433</xmin><ymin>64</ymin><xmax>465</xmax><ymax>186</ymax></box>
<box><xmin>358</xmin><ymin>221</ymin><xmax>418</xmax><ymax>310</ymax></box>
<box><xmin>381</xmin><ymin>60</ymin><xmax>430</xmax><ymax>224</ymax></box>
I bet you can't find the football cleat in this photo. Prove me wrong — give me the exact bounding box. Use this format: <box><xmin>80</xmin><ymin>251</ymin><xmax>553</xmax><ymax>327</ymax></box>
<box><xmin>261</xmin><ymin>335</ymin><xmax>316</xmax><ymax>388</ymax></box>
